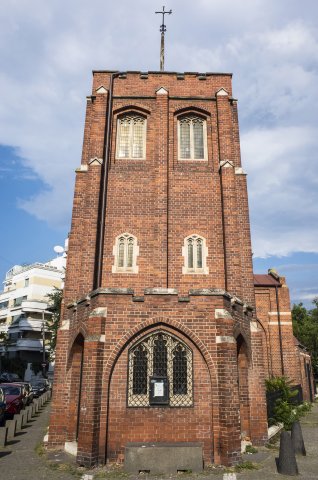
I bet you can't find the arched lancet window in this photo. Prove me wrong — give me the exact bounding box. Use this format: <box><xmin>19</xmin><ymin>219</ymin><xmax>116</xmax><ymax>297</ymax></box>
<box><xmin>178</xmin><ymin>115</ymin><xmax>207</xmax><ymax>160</ymax></box>
<box><xmin>116</xmin><ymin>114</ymin><xmax>147</xmax><ymax>159</ymax></box>
<box><xmin>112</xmin><ymin>233</ymin><xmax>139</xmax><ymax>273</ymax></box>
<box><xmin>128</xmin><ymin>331</ymin><xmax>193</xmax><ymax>407</ymax></box>
<box><xmin>182</xmin><ymin>235</ymin><xmax>209</xmax><ymax>274</ymax></box>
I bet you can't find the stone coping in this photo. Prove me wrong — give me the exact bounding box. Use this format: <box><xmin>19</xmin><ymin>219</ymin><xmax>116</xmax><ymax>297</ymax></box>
<box><xmin>67</xmin><ymin>287</ymin><xmax>251</xmax><ymax>311</ymax></box>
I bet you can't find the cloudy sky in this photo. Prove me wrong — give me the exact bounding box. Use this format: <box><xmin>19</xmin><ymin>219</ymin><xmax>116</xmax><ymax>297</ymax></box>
<box><xmin>0</xmin><ymin>0</ymin><xmax>317</xmax><ymax>306</ymax></box>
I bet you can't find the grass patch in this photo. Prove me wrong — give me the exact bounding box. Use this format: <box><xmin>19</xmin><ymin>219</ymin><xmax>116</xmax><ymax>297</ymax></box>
<box><xmin>93</xmin><ymin>471</ymin><xmax>129</xmax><ymax>479</ymax></box>
<box><xmin>245</xmin><ymin>445</ymin><xmax>258</xmax><ymax>454</ymax></box>
<box><xmin>34</xmin><ymin>442</ymin><xmax>46</xmax><ymax>457</ymax></box>
<box><xmin>48</xmin><ymin>461</ymin><xmax>85</xmax><ymax>477</ymax></box>
<box><xmin>224</xmin><ymin>461</ymin><xmax>258</xmax><ymax>474</ymax></box>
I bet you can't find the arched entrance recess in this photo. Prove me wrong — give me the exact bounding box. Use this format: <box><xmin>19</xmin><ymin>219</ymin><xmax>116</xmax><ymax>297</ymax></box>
<box><xmin>67</xmin><ymin>333</ymin><xmax>85</xmax><ymax>442</ymax></box>
<box><xmin>237</xmin><ymin>334</ymin><xmax>251</xmax><ymax>440</ymax></box>
<box><xmin>107</xmin><ymin>326</ymin><xmax>213</xmax><ymax>463</ymax></box>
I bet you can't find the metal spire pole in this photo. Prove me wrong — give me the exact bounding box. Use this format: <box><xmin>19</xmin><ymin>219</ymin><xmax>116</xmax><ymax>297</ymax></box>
<box><xmin>155</xmin><ymin>6</ymin><xmax>172</xmax><ymax>71</ymax></box>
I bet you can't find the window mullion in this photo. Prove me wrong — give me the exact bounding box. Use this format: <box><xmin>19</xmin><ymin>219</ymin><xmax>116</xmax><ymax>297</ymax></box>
<box><xmin>124</xmin><ymin>238</ymin><xmax>128</xmax><ymax>268</ymax></box>
<box><xmin>190</xmin><ymin>120</ymin><xmax>194</xmax><ymax>159</ymax></box>
<box><xmin>129</xmin><ymin>121</ymin><xmax>133</xmax><ymax>158</ymax></box>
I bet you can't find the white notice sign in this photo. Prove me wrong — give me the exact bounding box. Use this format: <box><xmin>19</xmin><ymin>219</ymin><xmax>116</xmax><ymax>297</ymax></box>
<box><xmin>154</xmin><ymin>382</ymin><xmax>164</xmax><ymax>397</ymax></box>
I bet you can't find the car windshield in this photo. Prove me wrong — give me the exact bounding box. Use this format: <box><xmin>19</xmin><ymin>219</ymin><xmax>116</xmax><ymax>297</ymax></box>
<box><xmin>2</xmin><ymin>386</ymin><xmax>20</xmax><ymax>395</ymax></box>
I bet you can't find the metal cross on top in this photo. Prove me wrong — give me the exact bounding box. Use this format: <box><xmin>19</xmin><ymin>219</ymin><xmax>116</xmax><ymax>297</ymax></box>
<box><xmin>155</xmin><ymin>6</ymin><xmax>172</xmax><ymax>72</ymax></box>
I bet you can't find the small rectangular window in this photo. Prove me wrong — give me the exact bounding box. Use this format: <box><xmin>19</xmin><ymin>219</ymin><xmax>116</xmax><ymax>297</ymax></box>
<box><xmin>178</xmin><ymin>115</ymin><xmax>207</xmax><ymax>160</ymax></box>
<box><xmin>116</xmin><ymin>115</ymin><xmax>146</xmax><ymax>159</ymax></box>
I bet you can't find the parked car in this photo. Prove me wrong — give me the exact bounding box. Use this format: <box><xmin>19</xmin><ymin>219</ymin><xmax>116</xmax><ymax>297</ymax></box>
<box><xmin>0</xmin><ymin>387</ymin><xmax>6</xmax><ymax>425</ymax></box>
<box><xmin>31</xmin><ymin>379</ymin><xmax>49</xmax><ymax>398</ymax></box>
<box><xmin>1</xmin><ymin>383</ymin><xmax>25</xmax><ymax>417</ymax></box>
<box><xmin>13</xmin><ymin>382</ymin><xmax>34</xmax><ymax>405</ymax></box>
<box><xmin>0</xmin><ymin>372</ymin><xmax>22</xmax><ymax>383</ymax></box>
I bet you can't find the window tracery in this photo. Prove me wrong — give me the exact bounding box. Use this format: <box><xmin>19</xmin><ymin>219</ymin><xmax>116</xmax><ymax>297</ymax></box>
<box><xmin>182</xmin><ymin>235</ymin><xmax>208</xmax><ymax>274</ymax></box>
<box><xmin>178</xmin><ymin>115</ymin><xmax>207</xmax><ymax>160</ymax></box>
<box><xmin>128</xmin><ymin>331</ymin><xmax>193</xmax><ymax>407</ymax></box>
<box><xmin>116</xmin><ymin>114</ymin><xmax>146</xmax><ymax>159</ymax></box>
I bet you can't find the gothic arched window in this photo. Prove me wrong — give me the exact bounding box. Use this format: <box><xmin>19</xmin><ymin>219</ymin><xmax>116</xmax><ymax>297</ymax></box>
<box><xmin>128</xmin><ymin>331</ymin><xmax>193</xmax><ymax>407</ymax></box>
<box><xmin>178</xmin><ymin>115</ymin><xmax>207</xmax><ymax>160</ymax></box>
<box><xmin>112</xmin><ymin>233</ymin><xmax>139</xmax><ymax>273</ymax></box>
<box><xmin>116</xmin><ymin>114</ymin><xmax>147</xmax><ymax>159</ymax></box>
<box><xmin>182</xmin><ymin>235</ymin><xmax>209</xmax><ymax>274</ymax></box>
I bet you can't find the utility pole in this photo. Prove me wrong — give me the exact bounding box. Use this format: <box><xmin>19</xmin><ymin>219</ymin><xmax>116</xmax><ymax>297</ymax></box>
<box><xmin>155</xmin><ymin>6</ymin><xmax>172</xmax><ymax>71</ymax></box>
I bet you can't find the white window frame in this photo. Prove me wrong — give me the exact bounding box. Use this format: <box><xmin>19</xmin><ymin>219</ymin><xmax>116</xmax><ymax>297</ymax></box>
<box><xmin>112</xmin><ymin>233</ymin><xmax>139</xmax><ymax>273</ymax></box>
<box><xmin>115</xmin><ymin>114</ymin><xmax>147</xmax><ymax>160</ymax></box>
<box><xmin>182</xmin><ymin>235</ymin><xmax>209</xmax><ymax>274</ymax></box>
<box><xmin>177</xmin><ymin>115</ymin><xmax>208</xmax><ymax>161</ymax></box>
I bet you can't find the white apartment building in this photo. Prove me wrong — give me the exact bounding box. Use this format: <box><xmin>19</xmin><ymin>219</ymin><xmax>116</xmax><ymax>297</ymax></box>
<box><xmin>0</xmin><ymin>252</ymin><xmax>66</xmax><ymax>364</ymax></box>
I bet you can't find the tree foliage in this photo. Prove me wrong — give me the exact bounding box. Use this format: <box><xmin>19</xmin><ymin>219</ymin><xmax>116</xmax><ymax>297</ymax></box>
<box><xmin>292</xmin><ymin>298</ymin><xmax>318</xmax><ymax>376</ymax></box>
<box><xmin>46</xmin><ymin>287</ymin><xmax>63</xmax><ymax>360</ymax></box>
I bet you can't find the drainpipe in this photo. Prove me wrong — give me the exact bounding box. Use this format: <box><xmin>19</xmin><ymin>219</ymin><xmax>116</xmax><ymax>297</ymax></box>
<box><xmin>275</xmin><ymin>285</ymin><xmax>285</xmax><ymax>376</ymax></box>
<box><xmin>94</xmin><ymin>71</ymin><xmax>121</xmax><ymax>290</ymax></box>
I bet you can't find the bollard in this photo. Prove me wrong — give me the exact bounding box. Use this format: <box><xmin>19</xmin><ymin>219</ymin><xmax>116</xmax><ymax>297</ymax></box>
<box><xmin>6</xmin><ymin>419</ymin><xmax>17</xmax><ymax>440</ymax></box>
<box><xmin>34</xmin><ymin>399</ymin><xmax>39</xmax><ymax>413</ymax></box>
<box><xmin>21</xmin><ymin>409</ymin><xmax>28</xmax><ymax>426</ymax></box>
<box><xmin>26</xmin><ymin>406</ymin><xmax>32</xmax><ymax>422</ymax></box>
<box><xmin>0</xmin><ymin>426</ymin><xmax>8</xmax><ymax>447</ymax></box>
<box><xmin>15</xmin><ymin>413</ymin><xmax>23</xmax><ymax>432</ymax></box>
<box><xmin>291</xmin><ymin>421</ymin><xmax>306</xmax><ymax>456</ymax></box>
<box><xmin>276</xmin><ymin>430</ymin><xmax>298</xmax><ymax>476</ymax></box>
<box><xmin>31</xmin><ymin>402</ymin><xmax>36</xmax><ymax>416</ymax></box>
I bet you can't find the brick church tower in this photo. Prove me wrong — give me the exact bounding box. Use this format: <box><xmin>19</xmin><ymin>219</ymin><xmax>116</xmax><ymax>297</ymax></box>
<box><xmin>48</xmin><ymin>70</ymin><xmax>268</xmax><ymax>467</ymax></box>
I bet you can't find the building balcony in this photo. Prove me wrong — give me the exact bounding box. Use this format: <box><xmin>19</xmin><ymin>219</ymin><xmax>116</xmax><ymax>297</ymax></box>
<box><xmin>6</xmin><ymin>338</ymin><xmax>49</xmax><ymax>352</ymax></box>
<box><xmin>0</xmin><ymin>324</ymin><xmax>8</xmax><ymax>334</ymax></box>
<box><xmin>21</xmin><ymin>300</ymin><xmax>47</xmax><ymax>313</ymax></box>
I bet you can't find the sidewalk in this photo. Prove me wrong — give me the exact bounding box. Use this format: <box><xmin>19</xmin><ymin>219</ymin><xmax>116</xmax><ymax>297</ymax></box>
<box><xmin>1</xmin><ymin>401</ymin><xmax>317</xmax><ymax>479</ymax></box>
<box><xmin>0</xmin><ymin>403</ymin><xmax>75</xmax><ymax>480</ymax></box>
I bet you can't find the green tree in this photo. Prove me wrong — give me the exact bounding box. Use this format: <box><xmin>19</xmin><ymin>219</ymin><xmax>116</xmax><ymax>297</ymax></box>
<box><xmin>292</xmin><ymin>298</ymin><xmax>318</xmax><ymax>376</ymax></box>
<box><xmin>46</xmin><ymin>287</ymin><xmax>63</xmax><ymax>360</ymax></box>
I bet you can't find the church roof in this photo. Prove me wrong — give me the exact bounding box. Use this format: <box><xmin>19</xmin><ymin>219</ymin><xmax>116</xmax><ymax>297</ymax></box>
<box><xmin>253</xmin><ymin>274</ymin><xmax>281</xmax><ymax>287</ymax></box>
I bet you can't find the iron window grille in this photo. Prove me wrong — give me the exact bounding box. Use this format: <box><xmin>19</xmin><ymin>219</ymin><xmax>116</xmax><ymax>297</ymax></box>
<box><xmin>128</xmin><ymin>331</ymin><xmax>193</xmax><ymax>407</ymax></box>
<box><xmin>116</xmin><ymin>114</ymin><xmax>147</xmax><ymax>159</ymax></box>
<box><xmin>178</xmin><ymin>115</ymin><xmax>207</xmax><ymax>160</ymax></box>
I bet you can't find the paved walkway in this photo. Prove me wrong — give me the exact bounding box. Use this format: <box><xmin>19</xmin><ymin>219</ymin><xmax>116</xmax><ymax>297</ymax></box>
<box><xmin>0</xmin><ymin>403</ymin><xmax>75</xmax><ymax>480</ymax></box>
<box><xmin>1</xmin><ymin>401</ymin><xmax>317</xmax><ymax>479</ymax></box>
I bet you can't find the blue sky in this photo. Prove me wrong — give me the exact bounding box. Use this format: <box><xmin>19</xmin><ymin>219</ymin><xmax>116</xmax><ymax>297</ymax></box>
<box><xmin>0</xmin><ymin>0</ymin><xmax>317</xmax><ymax>307</ymax></box>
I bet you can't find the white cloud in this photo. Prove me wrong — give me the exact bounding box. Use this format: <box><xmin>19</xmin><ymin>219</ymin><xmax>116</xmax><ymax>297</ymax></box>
<box><xmin>0</xmin><ymin>0</ymin><xmax>317</xmax><ymax>257</ymax></box>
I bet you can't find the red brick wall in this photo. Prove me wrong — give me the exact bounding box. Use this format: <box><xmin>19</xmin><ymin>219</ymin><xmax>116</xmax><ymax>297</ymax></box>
<box><xmin>49</xmin><ymin>71</ymin><xmax>268</xmax><ymax>467</ymax></box>
<box><xmin>63</xmin><ymin>71</ymin><xmax>256</xmax><ymax>304</ymax></box>
<box><xmin>254</xmin><ymin>274</ymin><xmax>312</xmax><ymax>395</ymax></box>
<box><xmin>107</xmin><ymin>326</ymin><xmax>213</xmax><ymax>462</ymax></box>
